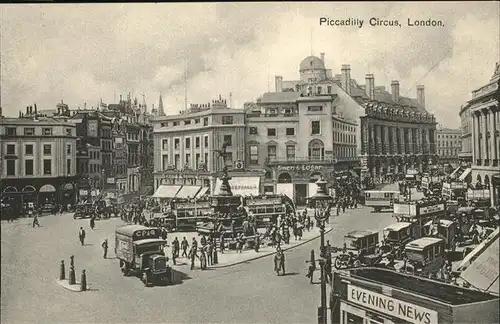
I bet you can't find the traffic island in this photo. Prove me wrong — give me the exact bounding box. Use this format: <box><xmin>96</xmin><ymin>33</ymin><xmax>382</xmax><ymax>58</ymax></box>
<box><xmin>209</xmin><ymin>225</ymin><xmax>334</xmax><ymax>268</ymax></box>
<box><xmin>56</xmin><ymin>279</ymin><xmax>90</xmax><ymax>292</ymax></box>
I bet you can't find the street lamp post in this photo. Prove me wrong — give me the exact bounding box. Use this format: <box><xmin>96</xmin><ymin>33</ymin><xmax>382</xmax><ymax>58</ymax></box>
<box><xmin>308</xmin><ymin>177</ymin><xmax>333</xmax><ymax>324</ymax></box>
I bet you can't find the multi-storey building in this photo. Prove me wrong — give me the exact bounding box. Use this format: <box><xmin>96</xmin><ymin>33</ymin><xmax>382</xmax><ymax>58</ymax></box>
<box><xmin>436</xmin><ymin>126</ymin><xmax>461</xmax><ymax>168</ymax></box>
<box><xmin>0</xmin><ymin>105</ymin><xmax>77</xmax><ymax>209</ymax></box>
<box><xmin>152</xmin><ymin>97</ymin><xmax>253</xmax><ymax>195</ymax></box>
<box><xmin>469</xmin><ymin>62</ymin><xmax>500</xmax><ymax>206</ymax></box>
<box><xmin>245</xmin><ymin>91</ymin><xmax>359</xmax><ymax>205</ymax></box>
<box><xmin>459</xmin><ymin>103</ymin><xmax>473</xmax><ymax>164</ymax></box>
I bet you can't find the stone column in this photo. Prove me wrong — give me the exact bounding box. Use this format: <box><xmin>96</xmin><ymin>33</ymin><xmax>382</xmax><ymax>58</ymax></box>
<box><xmin>415</xmin><ymin>128</ymin><xmax>421</xmax><ymax>154</ymax></box>
<box><xmin>392</xmin><ymin>127</ymin><xmax>398</xmax><ymax>154</ymax></box>
<box><xmin>408</xmin><ymin>128</ymin><xmax>413</xmax><ymax>154</ymax></box>
<box><xmin>384</xmin><ymin>126</ymin><xmax>390</xmax><ymax>155</ymax></box>
<box><xmin>370</xmin><ymin>124</ymin><xmax>375</xmax><ymax>155</ymax></box>
<box><xmin>376</xmin><ymin>125</ymin><xmax>382</xmax><ymax>155</ymax></box>
<box><xmin>472</xmin><ymin>113</ymin><xmax>479</xmax><ymax>164</ymax></box>
<box><xmin>400</xmin><ymin>128</ymin><xmax>405</xmax><ymax>154</ymax></box>
<box><xmin>425</xmin><ymin>128</ymin><xmax>430</xmax><ymax>155</ymax></box>
<box><xmin>489</xmin><ymin>109</ymin><xmax>497</xmax><ymax>164</ymax></box>
<box><xmin>482</xmin><ymin>111</ymin><xmax>489</xmax><ymax>162</ymax></box>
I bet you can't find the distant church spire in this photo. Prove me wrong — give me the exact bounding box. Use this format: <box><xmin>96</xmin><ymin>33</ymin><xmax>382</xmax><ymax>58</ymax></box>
<box><xmin>158</xmin><ymin>94</ymin><xmax>165</xmax><ymax>116</ymax></box>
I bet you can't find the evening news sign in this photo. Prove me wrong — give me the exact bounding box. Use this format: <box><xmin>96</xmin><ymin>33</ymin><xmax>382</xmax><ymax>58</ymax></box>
<box><xmin>276</xmin><ymin>165</ymin><xmax>323</xmax><ymax>172</ymax></box>
<box><xmin>347</xmin><ymin>285</ymin><xmax>438</xmax><ymax>324</ymax></box>
<box><xmin>419</xmin><ymin>204</ymin><xmax>445</xmax><ymax>216</ymax></box>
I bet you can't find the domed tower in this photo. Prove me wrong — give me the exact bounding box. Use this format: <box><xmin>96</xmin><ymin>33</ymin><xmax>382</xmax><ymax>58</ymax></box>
<box><xmin>299</xmin><ymin>55</ymin><xmax>327</xmax><ymax>83</ymax></box>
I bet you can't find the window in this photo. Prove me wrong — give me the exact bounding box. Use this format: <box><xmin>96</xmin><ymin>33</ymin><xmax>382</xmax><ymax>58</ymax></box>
<box><xmin>308</xmin><ymin>106</ymin><xmax>323</xmax><ymax>112</ymax></box>
<box><xmin>317</xmin><ymin>86</ymin><xmax>322</xmax><ymax>94</ymax></box>
<box><xmin>267</xmin><ymin>128</ymin><xmax>277</xmax><ymax>136</ymax></box>
<box><xmin>195</xmin><ymin>118</ymin><xmax>200</xmax><ymax>124</ymax></box>
<box><xmin>67</xmin><ymin>159</ymin><xmax>71</xmax><ymax>174</ymax></box>
<box><xmin>203</xmin><ymin>118</ymin><xmax>209</xmax><ymax>126</ymax></box>
<box><xmin>267</xmin><ymin>145</ymin><xmax>277</xmax><ymax>160</ymax></box>
<box><xmin>174</xmin><ymin>154</ymin><xmax>180</xmax><ymax>169</ymax></box>
<box><xmin>249</xmin><ymin>127</ymin><xmax>258</xmax><ymax>135</ymax></box>
<box><xmin>195</xmin><ymin>153</ymin><xmax>200</xmax><ymax>168</ymax></box>
<box><xmin>66</xmin><ymin>128</ymin><xmax>72</xmax><ymax>136</ymax></box>
<box><xmin>223</xmin><ymin>135</ymin><xmax>232</xmax><ymax>146</ymax></box>
<box><xmin>195</xmin><ymin>137</ymin><xmax>200</xmax><ymax>148</ymax></box>
<box><xmin>24</xmin><ymin>128</ymin><xmax>35</xmax><ymax>135</ymax></box>
<box><xmin>327</xmin><ymin>86</ymin><xmax>332</xmax><ymax>94</ymax></box>
<box><xmin>7</xmin><ymin>160</ymin><xmax>15</xmax><ymax>176</ymax></box>
<box><xmin>43</xmin><ymin>144</ymin><xmax>51</xmax><ymax>155</ymax></box>
<box><xmin>6</xmin><ymin>127</ymin><xmax>16</xmax><ymax>136</ymax></box>
<box><xmin>25</xmin><ymin>144</ymin><xmax>33</xmax><ymax>155</ymax></box>
<box><xmin>268</xmin><ymin>109</ymin><xmax>277</xmax><ymax>116</ymax></box>
<box><xmin>222</xmin><ymin>116</ymin><xmax>234</xmax><ymax>125</ymax></box>
<box><xmin>42</xmin><ymin>128</ymin><xmax>53</xmax><ymax>135</ymax></box>
<box><xmin>286</xmin><ymin>128</ymin><xmax>295</xmax><ymax>136</ymax></box>
<box><xmin>162</xmin><ymin>139</ymin><xmax>168</xmax><ymax>150</ymax></box>
<box><xmin>204</xmin><ymin>136</ymin><xmax>209</xmax><ymax>148</ymax></box>
<box><xmin>186</xmin><ymin>138</ymin><xmax>191</xmax><ymax>149</ymax></box>
<box><xmin>161</xmin><ymin>122</ymin><xmax>167</xmax><ymax>127</ymax></box>
<box><xmin>249</xmin><ymin>145</ymin><xmax>259</xmax><ymax>164</ymax></box>
<box><xmin>25</xmin><ymin>160</ymin><xmax>34</xmax><ymax>175</ymax></box>
<box><xmin>174</xmin><ymin>139</ymin><xmax>180</xmax><ymax>150</ymax></box>
<box><xmin>6</xmin><ymin>144</ymin><xmax>15</xmax><ymax>155</ymax></box>
<box><xmin>286</xmin><ymin>145</ymin><xmax>296</xmax><ymax>160</ymax></box>
<box><xmin>204</xmin><ymin>153</ymin><xmax>208</xmax><ymax>165</ymax></box>
<box><xmin>43</xmin><ymin>159</ymin><xmax>52</xmax><ymax>175</ymax></box>
<box><xmin>173</xmin><ymin>121</ymin><xmax>179</xmax><ymax>126</ymax></box>
<box><xmin>311</xmin><ymin>121</ymin><xmax>321</xmax><ymax>135</ymax></box>
<box><xmin>185</xmin><ymin>154</ymin><xmax>191</xmax><ymax>167</ymax></box>
<box><xmin>184</xmin><ymin>120</ymin><xmax>191</xmax><ymax>125</ymax></box>
<box><xmin>67</xmin><ymin>144</ymin><xmax>71</xmax><ymax>155</ymax></box>
<box><xmin>162</xmin><ymin>154</ymin><xmax>168</xmax><ymax>170</ymax></box>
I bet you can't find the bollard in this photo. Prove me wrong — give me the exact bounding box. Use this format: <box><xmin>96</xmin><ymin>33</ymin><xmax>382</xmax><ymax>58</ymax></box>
<box><xmin>213</xmin><ymin>248</ymin><xmax>218</xmax><ymax>265</ymax></box>
<box><xmin>59</xmin><ymin>260</ymin><xmax>65</xmax><ymax>280</ymax></box>
<box><xmin>80</xmin><ymin>269</ymin><xmax>87</xmax><ymax>291</ymax></box>
<box><xmin>70</xmin><ymin>255</ymin><xmax>74</xmax><ymax>268</ymax></box>
<box><xmin>69</xmin><ymin>266</ymin><xmax>76</xmax><ymax>285</ymax></box>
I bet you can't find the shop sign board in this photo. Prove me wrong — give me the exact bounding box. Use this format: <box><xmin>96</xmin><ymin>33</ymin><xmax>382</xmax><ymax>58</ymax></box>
<box><xmin>276</xmin><ymin>165</ymin><xmax>323</xmax><ymax>172</ymax></box>
<box><xmin>418</xmin><ymin>203</ymin><xmax>445</xmax><ymax>216</ymax></box>
<box><xmin>347</xmin><ymin>285</ymin><xmax>438</xmax><ymax>324</ymax></box>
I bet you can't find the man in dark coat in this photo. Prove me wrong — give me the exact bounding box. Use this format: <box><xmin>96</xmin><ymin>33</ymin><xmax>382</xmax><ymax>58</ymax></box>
<box><xmin>102</xmin><ymin>238</ymin><xmax>108</xmax><ymax>259</ymax></box>
<box><xmin>79</xmin><ymin>227</ymin><xmax>86</xmax><ymax>246</ymax></box>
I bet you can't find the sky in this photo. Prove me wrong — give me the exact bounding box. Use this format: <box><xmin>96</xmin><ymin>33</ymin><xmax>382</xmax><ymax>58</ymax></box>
<box><xmin>1</xmin><ymin>2</ymin><xmax>498</xmax><ymax>128</ymax></box>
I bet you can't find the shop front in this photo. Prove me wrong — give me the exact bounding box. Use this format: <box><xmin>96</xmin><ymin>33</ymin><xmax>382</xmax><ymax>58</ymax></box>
<box><xmin>331</xmin><ymin>268</ymin><xmax>499</xmax><ymax>324</ymax></box>
<box><xmin>269</xmin><ymin>163</ymin><xmax>336</xmax><ymax>206</ymax></box>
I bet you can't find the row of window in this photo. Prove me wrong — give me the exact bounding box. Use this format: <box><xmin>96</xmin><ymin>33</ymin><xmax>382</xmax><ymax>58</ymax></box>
<box><xmin>334</xmin><ymin>132</ymin><xmax>356</xmax><ymax>144</ymax></box>
<box><xmin>6</xmin><ymin>144</ymin><xmax>72</xmax><ymax>156</ymax></box>
<box><xmin>160</xmin><ymin>117</ymin><xmax>212</xmax><ymax>128</ymax></box>
<box><xmin>437</xmin><ymin>134</ymin><xmax>459</xmax><ymax>139</ymax></box>
<box><xmin>162</xmin><ymin>135</ymin><xmax>217</xmax><ymax>151</ymax></box>
<box><xmin>90</xmin><ymin>150</ymin><xmax>100</xmax><ymax>160</ymax></box>
<box><xmin>5</xmin><ymin>159</ymin><xmax>71</xmax><ymax>176</ymax></box>
<box><xmin>162</xmin><ymin>152</ymin><xmax>211</xmax><ymax>170</ymax></box>
<box><xmin>437</xmin><ymin>141</ymin><xmax>461</xmax><ymax>147</ymax></box>
<box><xmin>438</xmin><ymin>149</ymin><xmax>459</xmax><ymax>157</ymax></box>
<box><xmin>4</xmin><ymin>127</ymin><xmax>73</xmax><ymax>136</ymax></box>
<box><xmin>250</xmin><ymin>121</ymin><xmax>322</xmax><ymax>137</ymax></box>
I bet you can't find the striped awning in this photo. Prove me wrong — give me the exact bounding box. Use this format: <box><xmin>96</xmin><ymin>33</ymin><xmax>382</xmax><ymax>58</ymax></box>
<box><xmin>175</xmin><ymin>186</ymin><xmax>201</xmax><ymax>199</ymax></box>
<box><xmin>458</xmin><ymin>168</ymin><xmax>472</xmax><ymax>181</ymax></box>
<box><xmin>152</xmin><ymin>185</ymin><xmax>181</xmax><ymax>199</ymax></box>
<box><xmin>195</xmin><ymin>187</ymin><xmax>210</xmax><ymax>200</ymax></box>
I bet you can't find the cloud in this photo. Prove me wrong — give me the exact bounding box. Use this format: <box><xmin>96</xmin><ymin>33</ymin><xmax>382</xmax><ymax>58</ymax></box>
<box><xmin>1</xmin><ymin>2</ymin><xmax>498</xmax><ymax>128</ymax></box>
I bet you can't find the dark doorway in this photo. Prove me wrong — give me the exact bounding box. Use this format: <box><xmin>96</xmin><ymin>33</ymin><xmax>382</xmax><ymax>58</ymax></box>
<box><xmin>295</xmin><ymin>184</ymin><xmax>307</xmax><ymax>206</ymax></box>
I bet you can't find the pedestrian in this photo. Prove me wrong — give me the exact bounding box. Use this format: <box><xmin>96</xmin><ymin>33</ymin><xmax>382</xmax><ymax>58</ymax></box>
<box><xmin>219</xmin><ymin>231</ymin><xmax>225</xmax><ymax>254</ymax></box>
<box><xmin>200</xmin><ymin>235</ymin><xmax>207</xmax><ymax>247</ymax></box>
<box><xmin>171</xmin><ymin>244</ymin><xmax>177</xmax><ymax>265</ymax></box>
<box><xmin>206</xmin><ymin>242</ymin><xmax>213</xmax><ymax>266</ymax></box>
<box><xmin>102</xmin><ymin>238</ymin><xmax>108</xmax><ymax>259</ymax></box>
<box><xmin>181</xmin><ymin>237</ymin><xmax>189</xmax><ymax>258</ymax></box>
<box><xmin>79</xmin><ymin>227</ymin><xmax>86</xmax><ymax>246</ymax></box>
<box><xmin>188</xmin><ymin>246</ymin><xmax>198</xmax><ymax>270</ymax></box>
<box><xmin>32</xmin><ymin>212</ymin><xmax>40</xmax><ymax>228</ymax></box>
<box><xmin>173</xmin><ymin>237</ymin><xmax>180</xmax><ymax>258</ymax></box>
<box><xmin>90</xmin><ymin>216</ymin><xmax>95</xmax><ymax>230</ymax></box>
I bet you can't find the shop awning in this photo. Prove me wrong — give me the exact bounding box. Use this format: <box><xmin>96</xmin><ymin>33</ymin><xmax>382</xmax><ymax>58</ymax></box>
<box><xmin>460</xmin><ymin>228</ymin><xmax>499</xmax><ymax>294</ymax></box>
<box><xmin>194</xmin><ymin>187</ymin><xmax>209</xmax><ymax>199</ymax></box>
<box><xmin>458</xmin><ymin>228</ymin><xmax>499</xmax><ymax>271</ymax></box>
<box><xmin>215</xmin><ymin>177</ymin><xmax>260</xmax><ymax>196</ymax></box>
<box><xmin>152</xmin><ymin>185</ymin><xmax>181</xmax><ymax>199</ymax></box>
<box><xmin>175</xmin><ymin>186</ymin><xmax>201</xmax><ymax>199</ymax></box>
<box><xmin>276</xmin><ymin>183</ymin><xmax>294</xmax><ymax>200</ymax></box>
<box><xmin>458</xmin><ymin>168</ymin><xmax>472</xmax><ymax>181</ymax></box>
<box><xmin>450</xmin><ymin>166</ymin><xmax>462</xmax><ymax>178</ymax></box>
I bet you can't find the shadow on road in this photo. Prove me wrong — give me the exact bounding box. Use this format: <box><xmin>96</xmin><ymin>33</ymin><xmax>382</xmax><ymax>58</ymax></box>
<box><xmin>280</xmin><ymin>272</ymin><xmax>300</xmax><ymax>277</ymax></box>
<box><xmin>105</xmin><ymin>257</ymin><xmax>118</xmax><ymax>260</ymax></box>
<box><xmin>169</xmin><ymin>268</ymin><xmax>192</xmax><ymax>286</ymax></box>
<box><xmin>83</xmin><ymin>244</ymin><xmax>94</xmax><ymax>246</ymax></box>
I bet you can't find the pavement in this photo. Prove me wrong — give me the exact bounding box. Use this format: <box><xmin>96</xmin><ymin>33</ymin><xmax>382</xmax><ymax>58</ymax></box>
<box><xmin>1</xmin><ymin>205</ymin><xmax>396</xmax><ymax>324</ymax></box>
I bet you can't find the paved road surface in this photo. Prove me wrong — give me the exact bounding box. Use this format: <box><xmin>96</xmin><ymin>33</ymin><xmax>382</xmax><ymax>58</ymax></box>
<box><xmin>1</xmin><ymin>207</ymin><xmax>395</xmax><ymax>324</ymax></box>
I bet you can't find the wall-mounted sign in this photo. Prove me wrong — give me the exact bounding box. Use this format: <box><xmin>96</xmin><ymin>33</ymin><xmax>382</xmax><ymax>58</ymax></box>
<box><xmin>87</xmin><ymin>120</ymin><xmax>98</xmax><ymax>137</ymax></box>
<box><xmin>276</xmin><ymin>165</ymin><xmax>323</xmax><ymax>172</ymax></box>
<box><xmin>347</xmin><ymin>285</ymin><xmax>438</xmax><ymax>324</ymax></box>
<box><xmin>419</xmin><ymin>203</ymin><xmax>445</xmax><ymax>216</ymax></box>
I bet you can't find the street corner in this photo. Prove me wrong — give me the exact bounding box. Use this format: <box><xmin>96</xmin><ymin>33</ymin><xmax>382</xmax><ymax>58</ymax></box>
<box><xmin>55</xmin><ymin>279</ymin><xmax>92</xmax><ymax>292</ymax></box>
<box><xmin>209</xmin><ymin>226</ymin><xmax>334</xmax><ymax>269</ymax></box>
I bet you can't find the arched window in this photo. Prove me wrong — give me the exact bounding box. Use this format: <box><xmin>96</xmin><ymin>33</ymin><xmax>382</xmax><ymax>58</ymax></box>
<box><xmin>308</xmin><ymin>139</ymin><xmax>324</xmax><ymax>160</ymax></box>
<box><xmin>265</xmin><ymin>170</ymin><xmax>273</xmax><ymax>180</ymax></box>
<box><xmin>278</xmin><ymin>172</ymin><xmax>292</xmax><ymax>183</ymax></box>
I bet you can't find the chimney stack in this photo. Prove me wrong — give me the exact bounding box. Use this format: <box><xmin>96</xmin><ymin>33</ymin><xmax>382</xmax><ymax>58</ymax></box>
<box><xmin>417</xmin><ymin>85</ymin><xmax>425</xmax><ymax>109</ymax></box>
<box><xmin>19</xmin><ymin>111</ymin><xmax>22</xmax><ymax>118</ymax></box>
<box><xmin>26</xmin><ymin>106</ymin><xmax>29</xmax><ymax>115</ymax></box>
<box><xmin>365</xmin><ymin>74</ymin><xmax>375</xmax><ymax>99</ymax></box>
<box><xmin>341</xmin><ymin>64</ymin><xmax>351</xmax><ymax>95</ymax></box>
<box><xmin>391</xmin><ymin>80</ymin><xmax>400</xmax><ymax>103</ymax></box>
<box><xmin>275</xmin><ymin>75</ymin><xmax>283</xmax><ymax>92</ymax></box>
<box><xmin>320</xmin><ymin>53</ymin><xmax>325</xmax><ymax>62</ymax></box>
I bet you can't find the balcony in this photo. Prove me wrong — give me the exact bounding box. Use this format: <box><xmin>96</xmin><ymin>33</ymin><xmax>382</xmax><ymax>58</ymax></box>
<box><xmin>265</xmin><ymin>156</ymin><xmax>358</xmax><ymax>165</ymax></box>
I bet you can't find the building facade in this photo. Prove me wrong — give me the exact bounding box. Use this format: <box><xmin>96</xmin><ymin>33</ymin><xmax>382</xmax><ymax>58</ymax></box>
<box><xmin>458</xmin><ymin>103</ymin><xmax>473</xmax><ymax>164</ymax></box>
<box><xmin>0</xmin><ymin>106</ymin><xmax>77</xmax><ymax>209</ymax></box>
<box><xmin>436</xmin><ymin>126</ymin><xmax>461</xmax><ymax>168</ymax></box>
<box><xmin>152</xmin><ymin>97</ymin><xmax>256</xmax><ymax>195</ymax></box>
<box><xmin>470</xmin><ymin>62</ymin><xmax>500</xmax><ymax>206</ymax></box>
